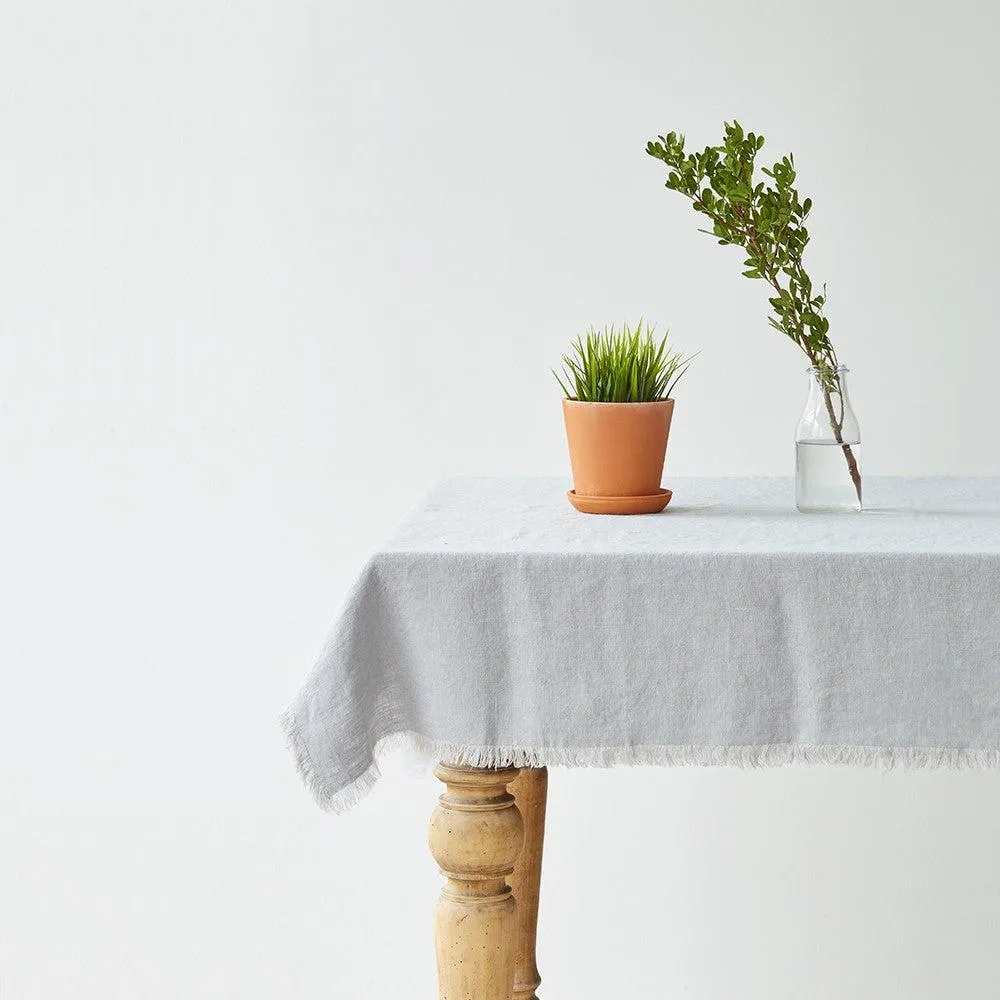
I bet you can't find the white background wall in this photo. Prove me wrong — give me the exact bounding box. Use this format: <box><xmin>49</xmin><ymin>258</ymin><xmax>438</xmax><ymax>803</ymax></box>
<box><xmin>3</xmin><ymin>1</ymin><xmax>999</xmax><ymax>997</ymax></box>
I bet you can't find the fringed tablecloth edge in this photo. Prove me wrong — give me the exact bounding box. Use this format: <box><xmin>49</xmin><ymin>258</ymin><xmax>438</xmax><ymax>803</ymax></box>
<box><xmin>279</xmin><ymin>715</ymin><xmax>1000</xmax><ymax>815</ymax></box>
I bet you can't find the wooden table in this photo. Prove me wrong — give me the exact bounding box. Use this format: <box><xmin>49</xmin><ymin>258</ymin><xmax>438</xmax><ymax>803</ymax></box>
<box><xmin>282</xmin><ymin>478</ymin><xmax>1000</xmax><ymax>997</ymax></box>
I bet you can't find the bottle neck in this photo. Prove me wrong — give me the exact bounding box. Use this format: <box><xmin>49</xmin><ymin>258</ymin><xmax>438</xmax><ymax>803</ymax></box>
<box><xmin>806</xmin><ymin>363</ymin><xmax>848</xmax><ymax>387</ymax></box>
<box><xmin>798</xmin><ymin>365</ymin><xmax>858</xmax><ymax>445</ymax></box>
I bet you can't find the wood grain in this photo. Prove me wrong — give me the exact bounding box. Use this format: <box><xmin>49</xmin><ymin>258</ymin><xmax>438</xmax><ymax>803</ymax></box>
<box><xmin>509</xmin><ymin>767</ymin><xmax>548</xmax><ymax>1000</ymax></box>
<box><xmin>429</xmin><ymin>764</ymin><xmax>524</xmax><ymax>1000</ymax></box>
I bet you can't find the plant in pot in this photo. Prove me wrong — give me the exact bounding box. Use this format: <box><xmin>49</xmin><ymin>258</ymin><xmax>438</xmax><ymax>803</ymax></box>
<box><xmin>646</xmin><ymin>122</ymin><xmax>862</xmax><ymax>512</ymax></box>
<box><xmin>555</xmin><ymin>320</ymin><xmax>692</xmax><ymax>514</ymax></box>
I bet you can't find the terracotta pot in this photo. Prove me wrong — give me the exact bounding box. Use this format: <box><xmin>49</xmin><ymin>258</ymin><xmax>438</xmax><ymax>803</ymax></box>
<box><xmin>562</xmin><ymin>398</ymin><xmax>675</xmax><ymax>498</ymax></box>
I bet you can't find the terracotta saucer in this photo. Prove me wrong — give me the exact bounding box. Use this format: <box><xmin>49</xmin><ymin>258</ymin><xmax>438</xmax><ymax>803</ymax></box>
<box><xmin>567</xmin><ymin>488</ymin><xmax>672</xmax><ymax>515</ymax></box>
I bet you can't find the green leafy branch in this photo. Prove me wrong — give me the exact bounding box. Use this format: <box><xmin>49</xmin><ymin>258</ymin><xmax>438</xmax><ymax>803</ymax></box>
<box><xmin>645</xmin><ymin>121</ymin><xmax>860</xmax><ymax>500</ymax></box>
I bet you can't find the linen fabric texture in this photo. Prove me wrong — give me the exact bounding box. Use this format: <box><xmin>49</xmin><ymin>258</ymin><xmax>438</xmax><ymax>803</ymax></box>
<box><xmin>282</xmin><ymin>477</ymin><xmax>1000</xmax><ymax>812</ymax></box>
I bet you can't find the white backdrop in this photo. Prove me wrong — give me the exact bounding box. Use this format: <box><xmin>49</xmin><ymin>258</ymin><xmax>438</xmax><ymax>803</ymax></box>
<box><xmin>3</xmin><ymin>1</ymin><xmax>1000</xmax><ymax>997</ymax></box>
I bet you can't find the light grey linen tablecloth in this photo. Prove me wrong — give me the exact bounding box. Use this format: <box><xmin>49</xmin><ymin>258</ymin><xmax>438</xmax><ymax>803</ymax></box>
<box><xmin>282</xmin><ymin>477</ymin><xmax>1000</xmax><ymax>812</ymax></box>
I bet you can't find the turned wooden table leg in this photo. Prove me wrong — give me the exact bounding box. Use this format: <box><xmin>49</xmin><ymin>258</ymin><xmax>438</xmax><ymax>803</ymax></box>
<box><xmin>429</xmin><ymin>764</ymin><xmax>524</xmax><ymax>1000</ymax></box>
<box><xmin>509</xmin><ymin>767</ymin><xmax>547</xmax><ymax>1000</ymax></box>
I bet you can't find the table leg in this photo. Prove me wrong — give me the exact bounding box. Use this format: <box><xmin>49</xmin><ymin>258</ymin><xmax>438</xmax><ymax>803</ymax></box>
<box><xmin>429</xmin><ymin>764</ymin><xmax>524</xmax><ymax>1000</ymax></box>
<box><xmin>508</xmin><ymin>767</ymin><xmax>548</xmax><ymax>1000</ymax></box>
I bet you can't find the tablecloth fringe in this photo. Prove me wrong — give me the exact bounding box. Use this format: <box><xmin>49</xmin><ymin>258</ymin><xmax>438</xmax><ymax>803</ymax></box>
<box><xmin>279</xmin><ymin>717</ymin><xmax>1000</xmax><ymax>814</ymax></box>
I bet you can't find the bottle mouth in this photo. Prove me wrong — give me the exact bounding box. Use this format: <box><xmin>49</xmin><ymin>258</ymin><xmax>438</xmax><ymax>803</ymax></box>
<box><xmin>807</xmin><ymin>364</ymin><xmax>849</xmax><ymax>374</ymax></box>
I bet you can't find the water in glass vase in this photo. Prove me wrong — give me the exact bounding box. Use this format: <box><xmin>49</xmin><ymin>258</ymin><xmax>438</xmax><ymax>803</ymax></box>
<box><xmin>794</xmin><ymin>364</ymin><xmax>862</xmax><ymax>513</ymax></box>
<box><xmin>796</xmin><ymin>440</ymin><xmax>862</xmax><ymax>512</ymax></box>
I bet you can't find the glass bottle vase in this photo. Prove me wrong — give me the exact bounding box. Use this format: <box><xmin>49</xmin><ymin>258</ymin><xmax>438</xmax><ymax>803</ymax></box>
<box><xmin>795</xmin><ymin>364</ymin><xmax>862</xmax><ymax>512</ymax></box>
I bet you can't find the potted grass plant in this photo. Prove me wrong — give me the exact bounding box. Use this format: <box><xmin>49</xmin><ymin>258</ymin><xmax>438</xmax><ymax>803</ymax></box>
<box><xmin>555</xmin><ymin>320</ymin><xmax>691</xmax><ymax>514</ymax></box>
